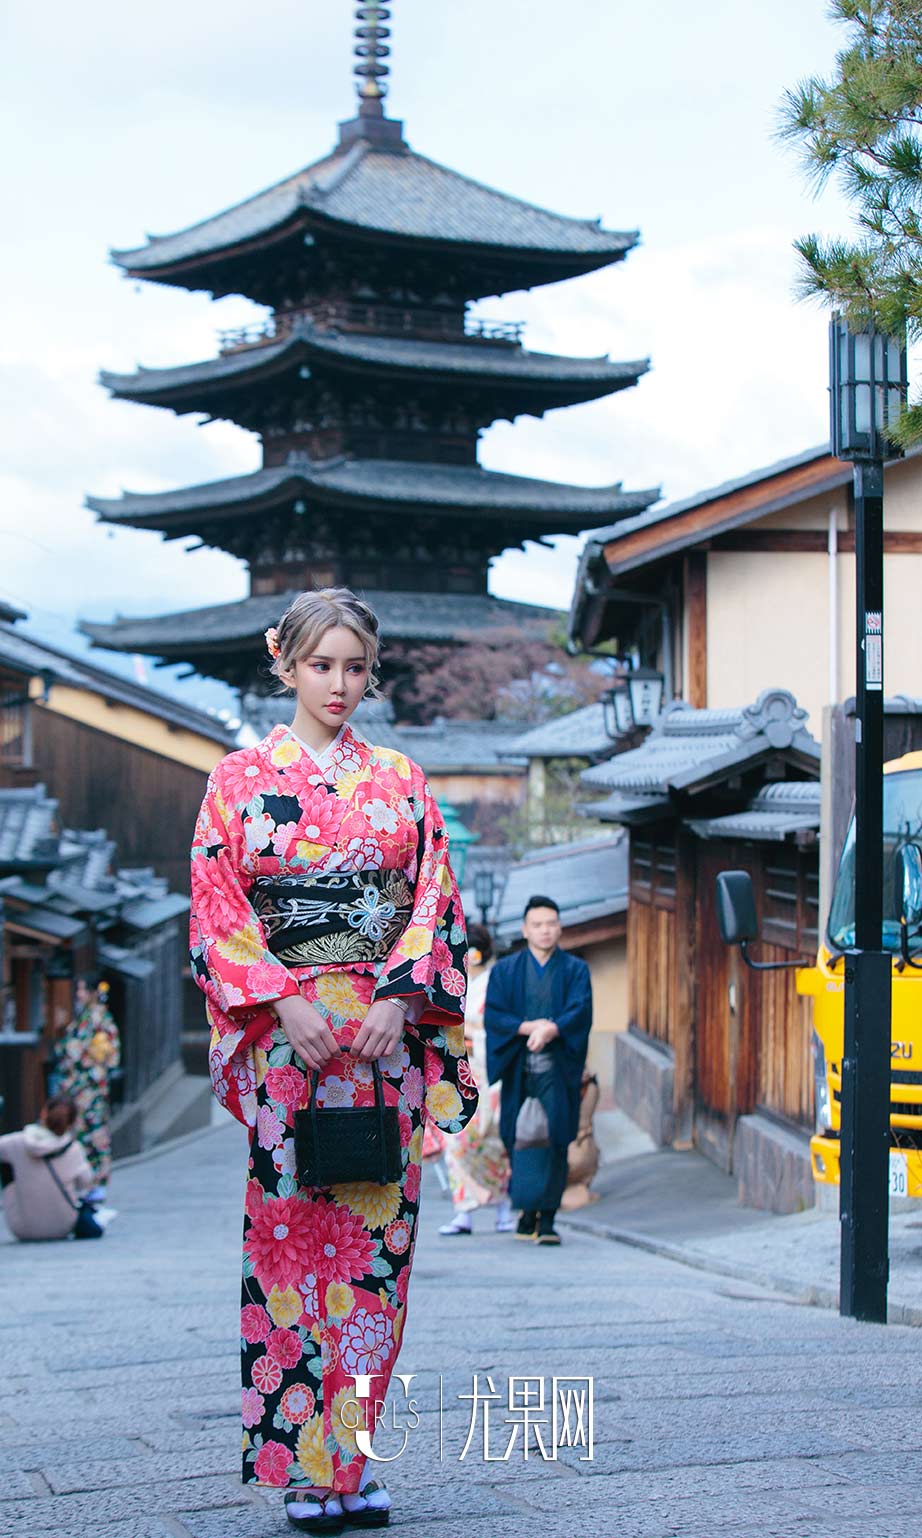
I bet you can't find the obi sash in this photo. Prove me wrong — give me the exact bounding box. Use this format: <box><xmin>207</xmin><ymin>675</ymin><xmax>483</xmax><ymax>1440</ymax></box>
<box><xmin>251</xmin><ymin>869</ymin><xmax>414</xmax><ymax>966</ymax></box>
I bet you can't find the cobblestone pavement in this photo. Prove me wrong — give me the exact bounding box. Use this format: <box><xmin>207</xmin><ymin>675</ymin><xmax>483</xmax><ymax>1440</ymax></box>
<box><xmin>2</xmin><ymin>1120</ymin><xmax>922</xmax><ymax>1538</ymax></box>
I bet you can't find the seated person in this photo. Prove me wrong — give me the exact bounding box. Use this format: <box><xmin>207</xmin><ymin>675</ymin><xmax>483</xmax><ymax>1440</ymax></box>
<box><xmin>0</xmin><ymin>1094</ymin><xmax>95</xmax><ymax>1241</ymax></box>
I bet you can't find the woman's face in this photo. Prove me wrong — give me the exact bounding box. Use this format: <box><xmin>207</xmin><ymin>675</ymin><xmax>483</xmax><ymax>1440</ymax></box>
<box><xmin>75</xmin><ymin>979</ymin><xmax>90</xmax><ymax>1008</ymax></box>
<box><xmin>281</xmin><ymin>625</ymin><xmax>369</xmax><ymax>732</ymax></box>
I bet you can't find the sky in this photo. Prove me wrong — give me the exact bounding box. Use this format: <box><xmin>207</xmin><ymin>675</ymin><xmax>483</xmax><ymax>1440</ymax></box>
<box><xmin>0</xmin><ymin>0</ymin><xmax>857</xmax><ymax>713</ymax></box>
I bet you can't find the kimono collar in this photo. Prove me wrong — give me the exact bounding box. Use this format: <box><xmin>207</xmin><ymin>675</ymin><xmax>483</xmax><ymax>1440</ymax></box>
<box><xmin>261</xmin><ymin>720</ymin><xmax>366</xmax><ymax>772</ymax></box>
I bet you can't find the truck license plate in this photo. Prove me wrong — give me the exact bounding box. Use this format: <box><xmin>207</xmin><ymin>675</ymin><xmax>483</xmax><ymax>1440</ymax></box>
<box><xmin>889</xmin><ymin>1152</ymin><xmax>909</xmax><ymax>1200</ymax></box>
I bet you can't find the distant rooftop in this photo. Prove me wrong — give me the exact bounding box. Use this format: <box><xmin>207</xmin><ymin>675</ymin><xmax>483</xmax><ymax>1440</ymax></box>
<box><xmin>502</xmin><ymin>702</ymin><xmax>615</xmax><ymax>761</ymax></box>
<box><xmin>82</xmin><ymin>588</ymin><xmax>560</xmax><ymax>659</ymax></box>
<box><xmin>492</xmin><ymin>833</ymin><xmax>629</xmax><ymax>946</ymax></box>
<box><xmin>242</xmin><ymin>695</ymin><xmax>528</xmax><ymax>775</ymax></box>
<box><xmin>0</xmin><ymin>617</ymin><xmax>234</xmax><ymax>746</ymax></box>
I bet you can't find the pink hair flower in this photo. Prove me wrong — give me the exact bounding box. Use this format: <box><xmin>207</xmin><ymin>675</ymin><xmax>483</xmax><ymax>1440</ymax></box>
<box><xmin>264</xmin><ymin>626</ymin><xmax>281</xmax><ymax>659</ymax></box>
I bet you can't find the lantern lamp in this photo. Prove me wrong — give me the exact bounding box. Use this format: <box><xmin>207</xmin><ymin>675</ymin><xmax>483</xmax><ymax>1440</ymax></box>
<box><xmin>627</xmin><ymin>666</ymin><xmax>665</xmax><ymax>728</ymax></box>
<box><xmin>829</xmin><ymin>314</ymin><xmax>907</xmax><ymax>463</ymax></box>
<box><xmin>439</xmin><ymin>801</ymin><xmax>478</xmax><ymax>885</ymax></box>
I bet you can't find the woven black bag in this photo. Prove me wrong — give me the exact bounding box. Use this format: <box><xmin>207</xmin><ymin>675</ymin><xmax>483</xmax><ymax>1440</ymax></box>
<box><xmin>295</xmin><ymin>1060</ymin><xmax>402</xmax><ymax>1188</ymax></box>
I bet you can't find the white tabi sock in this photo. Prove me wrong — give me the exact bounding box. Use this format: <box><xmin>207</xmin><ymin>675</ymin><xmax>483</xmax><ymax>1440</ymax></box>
<box><xmin>342</xmin><ymin>1476</ymin><xmax>390</xmax><ymax>1513</ymax></box>
<box><xmin>287</xmin><ymin>1487</ymin><xmax>343</xmax><ymax>1519</ymax></box>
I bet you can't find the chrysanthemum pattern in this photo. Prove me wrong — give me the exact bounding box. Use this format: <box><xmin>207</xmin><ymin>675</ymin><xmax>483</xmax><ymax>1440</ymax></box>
<box><xmin>190</xmin><ymin>723</ymin><xmax>476</xmax><ymax>1494</ymax></box>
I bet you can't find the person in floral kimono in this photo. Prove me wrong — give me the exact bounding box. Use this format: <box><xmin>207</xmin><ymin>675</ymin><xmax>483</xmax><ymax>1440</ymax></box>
<box><xmin>190</xmin><ymin>588</ymin><xmax>476</xmax><ymax>1533</ymax></box>
<box><xmin>52</xmin><ymin>975</ymin><xmax>120</xmax><ymax>1191</ymax></box>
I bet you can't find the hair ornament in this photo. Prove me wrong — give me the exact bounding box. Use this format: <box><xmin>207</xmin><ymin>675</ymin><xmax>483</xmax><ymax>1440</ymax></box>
<box><xmin>264</xmin><ymin>626</ymin><xmax>281</xmax><ymax>659</ymax></box>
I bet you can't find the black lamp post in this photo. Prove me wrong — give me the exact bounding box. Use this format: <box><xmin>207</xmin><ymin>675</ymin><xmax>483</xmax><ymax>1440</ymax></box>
<box><xmin>829</xmin><ymin>312</ymin><xmax>908</xmax><ymax>1324</ymax></box>
<box><xmin>473</xmin><ymin>868</ymin><xmax>496</xmax><ymax>928</ymax></box>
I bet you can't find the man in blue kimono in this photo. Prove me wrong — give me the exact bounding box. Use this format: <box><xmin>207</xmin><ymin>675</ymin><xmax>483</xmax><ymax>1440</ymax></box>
<box><xmin>484</xmin><ymin>895</ymin><xmax>592</xmax><ymax>1245</ymax></box>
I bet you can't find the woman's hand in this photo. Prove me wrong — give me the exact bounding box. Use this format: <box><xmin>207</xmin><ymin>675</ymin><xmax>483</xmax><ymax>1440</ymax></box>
<box><xmin>350</xmin><ymin>1000</ymin><xmax>406</xmax><ymax>1062</ymax></box>
<box><xmin>274</xmin><ymin>995</ymin><xmax>339</xmax><ymax>1072</ymax></box>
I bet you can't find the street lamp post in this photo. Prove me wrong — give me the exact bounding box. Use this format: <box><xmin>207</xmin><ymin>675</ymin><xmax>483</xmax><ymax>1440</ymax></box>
<box><xmin>473</xmin><ymin>868</ymin><xmax>496</xmax><ymax>929</ymax></box>
<box><xmin>829</xmin><ymin>313</ymin><xmax>907</xmax><ymax>1324</ymax></box>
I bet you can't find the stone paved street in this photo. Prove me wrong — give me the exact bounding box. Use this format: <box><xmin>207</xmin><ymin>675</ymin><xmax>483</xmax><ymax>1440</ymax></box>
<box><xmin>3</xmin><ymin>1121</ymin><xmax>922</xmax><ymax>1538</ymax></box>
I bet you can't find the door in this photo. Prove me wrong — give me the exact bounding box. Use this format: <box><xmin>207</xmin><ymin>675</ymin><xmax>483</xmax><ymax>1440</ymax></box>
<box><xmin>693</xmin><ymin>842</ymin><xmax>758</xmax><ymax>1171</ymax></box>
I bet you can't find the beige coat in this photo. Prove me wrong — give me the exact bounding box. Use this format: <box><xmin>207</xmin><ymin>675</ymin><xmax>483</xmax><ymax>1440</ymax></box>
<box><xmin>0</xmin><ymin>1124</ymin><xmax>94</xmax><ymax>1241</ymax></box>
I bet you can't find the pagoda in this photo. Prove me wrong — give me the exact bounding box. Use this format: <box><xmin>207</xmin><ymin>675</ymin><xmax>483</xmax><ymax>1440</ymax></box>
<box><xmin>83</xmin><ymin>2</ymin><xmax>658</xmax><ymax>712</ymax></box>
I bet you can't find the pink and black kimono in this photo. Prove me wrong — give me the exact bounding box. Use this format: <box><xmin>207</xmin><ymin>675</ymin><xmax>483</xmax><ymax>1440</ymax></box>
<box><xmin>189</xmin><ymin>722</ymin><xmax>476</xmax><ymax>1492</ymax></box>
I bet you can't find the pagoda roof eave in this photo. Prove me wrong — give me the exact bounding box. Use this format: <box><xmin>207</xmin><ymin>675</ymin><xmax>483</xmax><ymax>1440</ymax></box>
<box><xmin>99</xmin><ymin>328</ymin><xmax>649</xmax><ymax>410</ymax></box>
<box><xmin>110</xmin><ymin>139</ymin><xmax>638</xmax><ymax>295</ymax></box>
<box><xmin>86</xmin><ymin>460</ymin><xmax>660</xmax><ymax>533</ymax></box>
<box><xmin>80</xmin><ymin>589</ymin><xmax>562</xmax><ymax>660</ymax></box>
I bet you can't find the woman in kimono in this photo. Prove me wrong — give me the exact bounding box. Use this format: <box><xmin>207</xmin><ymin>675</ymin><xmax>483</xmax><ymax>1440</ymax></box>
<box><xmin>52</xmin><ymin>975</ymin><xmax>120</xmax><ymax>1192</ymax></box>
<box><xmin>438</xmin><ymin>924</ymin><xmax>513</xmax><ymax>1235</ymax></box>
<box><xmin>190</xmin><ymin>588</ymin><xmax>476</xmax><ymax>1533</ymax></box>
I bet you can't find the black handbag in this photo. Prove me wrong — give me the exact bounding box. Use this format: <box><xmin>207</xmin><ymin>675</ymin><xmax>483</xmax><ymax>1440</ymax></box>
<box><xmin>43</xmin><ymin>1146</ymin><xmax>104</xmax><ymax>1240</ymax></box>
<box><xmin>294</xmin><ymin>1061</ymin><xmax>402</xmax><ymax>1187</ymax></box>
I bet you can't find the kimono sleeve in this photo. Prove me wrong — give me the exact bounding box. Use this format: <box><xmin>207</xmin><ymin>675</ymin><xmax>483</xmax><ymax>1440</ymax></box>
<box><xmin>552</xmin><ymin>956</ymin><xmax>593</xmax><ymax>1067</ymax></box>
<box><xmin>484</xmin><ymin>958</ymin><xmax>527</xmax><ymax>1085</ymax></box>
<box><xmin>190</xmin><ymin>768</ymin><xmax>300</xmax><ymax>1126</ymax></box>
<box><xmin>372</xmin><ymin>769</ymin><xmax>478</xmax><ymax>1134</ymax></box>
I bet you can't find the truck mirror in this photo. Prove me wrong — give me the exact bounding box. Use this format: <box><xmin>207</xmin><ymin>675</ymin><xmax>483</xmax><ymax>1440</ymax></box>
<box><xmin>899</xmin><ymin>843</ymin><xmax>922</xmax><ymax>927</ymax></box>
<box><xmin>715</xmin><ymin>870</ymin><xmax>758</xmax><ymax>946</ymax></box>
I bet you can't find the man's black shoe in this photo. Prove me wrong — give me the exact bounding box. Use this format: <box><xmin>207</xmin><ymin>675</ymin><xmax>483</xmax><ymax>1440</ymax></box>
<box><xmin>515</xmin><ymin>1211</ymin><xmax>538</xmax><ymax>1240</ymax></box>
<box><xmin>536</xmin><ymin>1214</ymin><xmax>561</xmax><ymax>1245</ymax></box>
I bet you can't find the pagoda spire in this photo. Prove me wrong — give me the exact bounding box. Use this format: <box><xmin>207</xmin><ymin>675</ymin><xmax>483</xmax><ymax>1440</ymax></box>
<box><xmin>339</xmin><ymin>2</ymin><xmax>406</xmax><ymax>149</ymax></box>
<box><xmin>353</xmin><ymin>2</ymin><xmax>391</xmax><ymax>119</ymax></box>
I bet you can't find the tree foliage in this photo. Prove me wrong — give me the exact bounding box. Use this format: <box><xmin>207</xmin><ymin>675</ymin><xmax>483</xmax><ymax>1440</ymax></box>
<box><xmin>382</xmin><ymin>627</ymin><xmax>604</xmax><ymax>725</ymax></box>
<box><xmin>780</xmin><ymin>0</ymin><xmax>922</xmax><ymax>442</ymax></box>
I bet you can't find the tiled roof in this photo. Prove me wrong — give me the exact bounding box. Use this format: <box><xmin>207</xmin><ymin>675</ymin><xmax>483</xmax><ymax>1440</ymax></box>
<box><xmin>492</xmin><ymin>833</ymin><xmax>629</xmax><ymax>946</ymax></box>
<box><xmin>0</xmin><ymin>621</ymin><xmax>234</xmax><ymax>746</ymax></box>
<box><xmin>113</xmin><ymin>139</ymin><xmax>638</xmax><ymax>274</ymax></box>
<box><xmin>685</xmin><ymin>781</ymin><xmax>822</xmax><ymax>843</ymax></box>
<box><xmin>0</xmin><ymin>814</ymin><xmax>189</xmax><ymax>943</ymax></box>
<box><xmin>241</xmin><ymin>694</ymin><xmax>528</xmax><ymax>773</ymax></box>
<box><xmin>502</xmin><ymin>702</ymin><xmax>614</xmax><ymax>760</ymax></box>
<box><xmin>0</xmin><ymin>785</ymin><xmax>59</xmax><ymax>869</ymax></box>
<box><xmin>87</xmin><ymin>457</ymin><xmax>657</xmax><ymax>530</ymax></box>
<box><xmin>82</xmin><ymin>589</ymin><xmax>559</xmax><ymax>657</ymax></box>
<box><xmin>575</xmin><ymin>446</ymin><xmax>835</xmax><ymax>553</ymax></box>
<box><xmin>100</xmin><ymin>324</ymin><xmax>648</xmax><ymax>403</ymax></box>
<box><xmin>580</xmin><ymin>690</ymin><xmax>820</xmax><ymax>822</ymax></box>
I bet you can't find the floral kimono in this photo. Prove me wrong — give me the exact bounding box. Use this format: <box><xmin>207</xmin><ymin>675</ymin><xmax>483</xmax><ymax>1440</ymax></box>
<box><xmin>190</xmin><ymin>722</ymin><xmax>476</xmax><ymax>1493</ymax></box>
<box><xmin>443</xmin><ymin>964</ymin><xmax>510</xmax><ymax>1213</ymax></box>
<box><xmin>53</xmin><ymin>1000</ymin><xmax>120</xmax><ymax>1182</ymax></box>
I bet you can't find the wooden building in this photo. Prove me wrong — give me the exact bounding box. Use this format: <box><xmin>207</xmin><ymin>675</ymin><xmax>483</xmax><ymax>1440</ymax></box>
<box><xmin>581</xmin><ymin>690</ymin><xmax>821</xmax><ymax>1211</ymax></box>
<box><xmin>0</xmin><ymin>787</ymin><xmax>195</xmax><ymax>1148</ymax></box>
<box><xmin>80</xmin><ymin>4</ymin><xmax>658</xmax><ymax>717</ymax></box>
<box><xmin>568</xmin><ymin>445</ymin><xmax>922</xmax><ymax>731</ymax></box>
<box><xmin>0</xmin><ymin>612</ymin><xmax>233</xmax><ymax>896</ymax></box>
<box><xmin>491</xmin><ymin>834</ymin><xmax>629</xmax><ymax>1103</ymax></box>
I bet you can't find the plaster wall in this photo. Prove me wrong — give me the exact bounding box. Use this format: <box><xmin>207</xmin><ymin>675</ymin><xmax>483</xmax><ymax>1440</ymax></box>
<box><xmin>701</xmin><ymin>454</ymin><xmax>922</xmax><ymax>730</ymax></box>
<box><xmin>581</xmin><ymin>934</ymin><xmax>628</xmax><ymax>1105</ymax></box>
<box><xmin>707</xmin><ymin>543</ymin><xmax>922</xmax><ymax>731</ymax></box>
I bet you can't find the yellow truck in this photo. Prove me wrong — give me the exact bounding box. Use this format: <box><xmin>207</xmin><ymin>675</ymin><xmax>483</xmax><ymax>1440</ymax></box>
<box><xmin>798</xmin><ymin>751</ymin><xmax>922</xmax><ymax>1202</ymax></box>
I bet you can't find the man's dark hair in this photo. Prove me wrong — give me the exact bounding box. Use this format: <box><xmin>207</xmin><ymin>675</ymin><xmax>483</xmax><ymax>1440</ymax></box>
<box><xmin>523</xmin><ymin>894</ymin><xmax>560</xmax><ymax>919</ymax></box>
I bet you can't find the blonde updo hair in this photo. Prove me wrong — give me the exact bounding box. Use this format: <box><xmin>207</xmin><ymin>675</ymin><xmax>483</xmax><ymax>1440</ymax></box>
<box><xmin>269</xmin><ymin>588</ymin><xmax>381</xmax><ymax>697</ymax></box>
